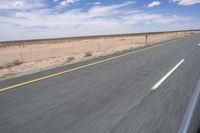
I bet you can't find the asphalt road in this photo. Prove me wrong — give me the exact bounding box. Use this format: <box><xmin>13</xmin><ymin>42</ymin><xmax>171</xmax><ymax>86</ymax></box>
<box><xmin>1</xmin><ymin>34</ymin><xmax>200</xmax><ymax>133</ymax></box>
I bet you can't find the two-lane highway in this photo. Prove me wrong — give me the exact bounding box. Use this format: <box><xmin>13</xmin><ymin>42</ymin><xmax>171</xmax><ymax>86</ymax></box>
<box><xmin>1</xmin><ymin>34</ymin><xmax>200</xmax><ymax>133</ymax></box>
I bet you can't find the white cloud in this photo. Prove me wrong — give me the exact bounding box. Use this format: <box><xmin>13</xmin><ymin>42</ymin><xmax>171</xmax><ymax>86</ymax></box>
<box><xmin>122</xmin><ymin>13</ymin><xmax>190</xmax><ymax>25</ymax></box>
<box><xmin>88</xmin><ymin>2</ymin><xmax>101</xmax><ymax>5</ymax></box>
<box><xmin>13</xmin><ymin>1</ymin><xmax>25</xmax><ymax>8</ymax></box>
<box><xmin>0</xmin><ymin>1</ymin><xmax>25</xmax><ymax>9</ymax></box>
<box><xmin>14</xmin><ymin>12</ymin><xmax>26</xmax><ymax>18</ymax></box>
<box><xmin>88</xmin><ymin>2</ymin><xmax>134</xmax><ymax>17</ymax></box>
<box><xmin>147</xmin><ymin>1</ymin><xmax>161</xmax><ymax>8</ymax></box>
<box><xmin>171</xmin><ymin>0</ymin><xmax>200</xmax><ymax>5</ymax></box>
<box><xmin>0</xmin><ymin>0</ymin><xmax>45</xmax><ymax>10</ymax></box>
<box><xmin>60</xmin><ymin>0</ymin><xmax>79</xmax><ymax>6</ymax></box>
<box><xmin>0</xmin><ymin>1</ymin><xmax>196</xmax><ymax>41</ymax></box>
<box><xmin>93</xmin><ymin>2</ymin><xmax>101</xmax><ymax>5</ymax></box>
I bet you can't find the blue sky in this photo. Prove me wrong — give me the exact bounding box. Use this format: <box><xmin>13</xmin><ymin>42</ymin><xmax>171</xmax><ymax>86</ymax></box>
<box><xmin>0</xmin><ymin>0</ymin><xmax>199</xmax><ymax>41</ymax></box>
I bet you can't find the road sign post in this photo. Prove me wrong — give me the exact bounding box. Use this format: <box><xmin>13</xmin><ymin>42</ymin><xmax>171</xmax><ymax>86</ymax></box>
<box><xmin>145</xmin><ymin>34</ymin><xmax>148</xmax><ymax>45</ymax></box>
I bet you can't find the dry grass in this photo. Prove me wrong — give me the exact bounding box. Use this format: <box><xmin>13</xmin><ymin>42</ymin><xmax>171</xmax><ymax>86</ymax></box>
<box><xmin>1</xmin><ymin>72</ymin><xmax>17</xmax><ymax>78</ymax></box>
<box><xmin>5</xmin><ymin>60</ymin><xmax>23</xmax><ymax>68</ymax></box>
<box><xmin>35</xmin><ymin>59</ymin><xmax>43</xmax><ymax>63</ymax></box>
<box><xmin>84</xmin><ymin>52</ymin><xmax>93</xmax><ymax>57</ymax></box>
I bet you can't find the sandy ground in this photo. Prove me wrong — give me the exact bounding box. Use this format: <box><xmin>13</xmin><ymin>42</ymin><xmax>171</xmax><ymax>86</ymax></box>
<box><xmin>0</xmin><ymin>31</ymin><xmax>199</xmax><ymax>79</ymax></box>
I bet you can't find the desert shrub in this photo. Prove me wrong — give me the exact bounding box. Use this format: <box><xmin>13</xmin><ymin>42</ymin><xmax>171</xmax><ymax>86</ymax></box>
<box><xmin>13</xmin><ymin>60</ymin><xmax>23</xmax><ymax>65</ymax></box>
<box><xmin>5</xmin><ymin>60</ymin><xmax>23</xmax><ymax>68</ymax></box>
<box><xmin>35</xmin><ymin>59</ymin><xmax>43</xmax><ymax>63</ymax></box>
<box><xmin>6</xmin><ymin>62</ymin><xmax>17</xmax><ymax>68</ymax></box>
<box><xmin>0</xmin><ymin>66</ymin><xmax>4</xmax><ymax>69</ymax></box>
<box><xmin>67</xmin><ymin>56</ymin><xmax>75</xmax><ymax>62</ymax></box>
<box><xmin>84</xmin><ymin>52</ymin><xmax>93</xmax><ymax>57</ymax></box>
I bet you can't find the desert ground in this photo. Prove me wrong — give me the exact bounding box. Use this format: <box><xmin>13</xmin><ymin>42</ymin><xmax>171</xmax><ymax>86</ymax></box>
<box><xmin>0</xmin><ymin>30</ymin><xmax>199</xmax><ymax>79</ymax></box>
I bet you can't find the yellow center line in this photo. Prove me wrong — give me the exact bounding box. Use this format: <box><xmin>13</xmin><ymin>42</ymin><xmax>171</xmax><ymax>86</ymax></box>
<box><xmin>0</xmin><ymin>43</ymin><xmax>166</xmax><ymax>92</ymax></box>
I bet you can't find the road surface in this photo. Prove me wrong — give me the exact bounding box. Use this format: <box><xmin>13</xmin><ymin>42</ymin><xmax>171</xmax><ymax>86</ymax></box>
<box><xmin>0</xmin><ymin>34</ymin><xmax>200</xmax><ymax>133</ymax></box>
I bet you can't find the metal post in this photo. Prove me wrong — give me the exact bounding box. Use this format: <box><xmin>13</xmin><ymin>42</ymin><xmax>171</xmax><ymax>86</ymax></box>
<box><xmin>145</xmin><ymin>34</ymin><xmax>148</xmax><ymax>45</ymax></box>
<box><xmin>97</xmin><ymin>43</ymin><xmax>100</xmax><ymax>52</ymax></box>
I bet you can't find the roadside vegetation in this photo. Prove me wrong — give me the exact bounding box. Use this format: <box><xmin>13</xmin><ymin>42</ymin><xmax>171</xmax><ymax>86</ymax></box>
<box><xmin>1</xmin><ymin>60</ymin><xmax>24</xmax><ymax>69</ymax></box>
<box><xmin>67</xmin><ymin>56</ymin><xmax>75</xmax><ymax>62</ymax></box>
<box><xmin>0</xmin><ymin>66</ymin><xmax>4</xmax><ymax>70</ymax></box>
<box><xmin>84</xmin><ymin>52</ymin><xmax>93</xmax><ymax>57</ymax></box>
